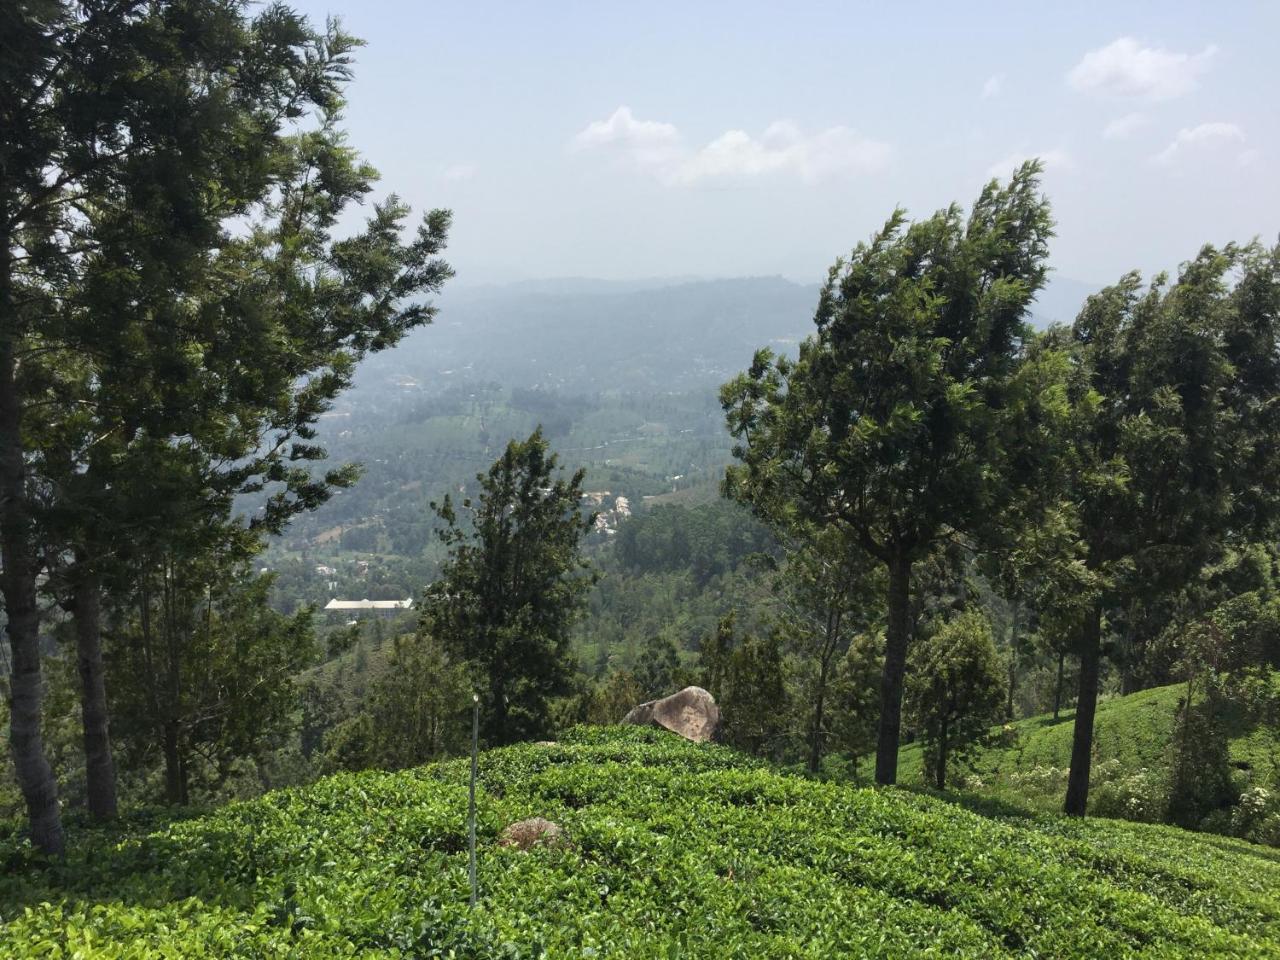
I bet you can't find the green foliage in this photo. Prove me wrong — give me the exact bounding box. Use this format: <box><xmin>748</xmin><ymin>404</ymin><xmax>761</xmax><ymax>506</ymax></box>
<box><xmin>772</xmin><ymin>526</ymin><xmax>882</xmax><ymax>772</ymax></box>
<box><xmin>722</xmin><ymin>162</ymin><xmax>1065</xmax><ymax>784</ymax></box>
<box><xmin>2</xmin><ymin>0</ymin><xmax>453</xmax><ymax>848</ymax></box>
<box><xmin>322</xmin><ymin>634</ymin><xmax>470</xmax><ymax>773</ymax></box>
<box><xmin>828</xmin><ymin>632</ymin><xmax>884</xmax><ymax>773</ymax></box>
<box><xmin>578</xmin><ymin>554</ymin><xmax>772</xmax><ymax>683</ymax></box>
<box><xmin>614</xmin><ymin>502</ymin><xmax>776</xmax><ymax>586</ymax></box>
<box><xmin>699</xmin><ymin>611</ymin><xmax>738</xmax><ymax>702</ymax></box>
<box><xmin>1042</xmin><ymin>241</ymin><xmax>1280</xmax><ymax>812</ymax></box>
<box><xmin>2</xmin><ymin>729</ymin><xmax>1278</xmax><ymax>957</ymax></box>
<box><xmin>585</xmin><ymin>671</ymin><xmax>647</xmax><ymax>725</ymax></box>
<box><xmin>109</xmin><ymin>566</ymin><xmax>316</xmax><ymax>805</ymax></box>
<box><xmin>423</xmin><ymin>429</ymin><xmax>594</xmax><ymax>744</ymax></box>
<box><xmin>634</xmin><ymin>634</ymin><xmax>683</xmax><ymax>700</ymax></box>
<box><xmin>892</xmin><ymin>674</ymin><xmax>1280</xmax><ymax>846</ymax></box>
<box><xmin>720</xmin><ymin>632</ymin><xmax>789</xmax><ymax>758</ymax></box>
<box><xmin>907</xmin><ymin>610</ymin><xmax>1006</xmax><ymax>789</ymax></box>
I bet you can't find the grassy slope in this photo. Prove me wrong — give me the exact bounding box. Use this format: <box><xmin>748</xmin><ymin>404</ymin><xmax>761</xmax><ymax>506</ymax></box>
<box><xmin>892</xmin><ymin>681</ymin><xmax>1280</xmax><ymax>807</ymax></box>
<box><xmin>3</xmin><ymin>729</ymin><xmax>1279</xmax><ymax>958</ymax></box>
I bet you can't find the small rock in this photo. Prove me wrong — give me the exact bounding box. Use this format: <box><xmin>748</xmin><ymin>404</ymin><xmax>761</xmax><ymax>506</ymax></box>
<box><xmin>498</xmin><ymin>817</ymin><xmax>566</xmax><ymax>851</ymax></box>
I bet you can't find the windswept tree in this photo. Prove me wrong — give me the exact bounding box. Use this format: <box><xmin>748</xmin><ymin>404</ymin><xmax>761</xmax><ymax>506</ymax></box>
<box><xmin>2</xmin><ymin>1</ymin><xmax>451</xmax><ymax>850</ymax></box>
<box><xmin>722</xmin><ymin>162</ymin><xmax>1066</xmax><ymax>785</ymax></box>
<box><xmin>1052</xmin><ymin>241</ymin><xmax>1280</xmax><ymax>815</ymax></box>
<box><xmin>422</xmin><ymin>429</ymin><xmax>595</xmax><ymax>745</ymax></box>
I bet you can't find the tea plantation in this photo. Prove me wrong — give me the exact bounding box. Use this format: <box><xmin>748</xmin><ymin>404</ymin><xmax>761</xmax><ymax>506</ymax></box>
<box><xmin>890</xmin><ymin>681</ymin><xmax>1280</xmax><ymax>832</ymax></box>
<box><xmin>3</xmin><ymin>726</ymin><xmax>1278</xmax><ymax>958</ymax></box>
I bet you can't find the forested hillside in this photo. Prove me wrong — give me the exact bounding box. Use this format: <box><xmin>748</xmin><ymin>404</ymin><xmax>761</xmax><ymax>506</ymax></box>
<box><xmin>4</xmin><ymin>4</ymin><xmax>1279</xmax><ymax>958</ymax></box>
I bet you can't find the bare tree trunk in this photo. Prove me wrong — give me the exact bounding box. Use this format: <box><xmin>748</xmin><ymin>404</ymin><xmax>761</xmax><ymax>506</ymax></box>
<box><xmin>72</xmin><ymin>560</ymin><xmax>117</xmax><ymax>819</ymax></box>
<box><xmin>1053</xmin><ymin>650</ymin><xmax>1065</xmax><ymax>721</ymax></box>
<box><xmin>0</xmin><ymin>335</ymin><xmax>64</xmax><ymax>855</ymax></box>
<box><xmin>491</xmin><ymin>676</ymin><xmax>508</xmax><ymax>746</ymax></box>
<box><xmin>1006</xmin><ymin>655</ymin><xmax>1016</xmax><ymax>720</ymax></box>
<box><xmin>935</xmin><ymin>713</ymin><xmax>949</xmax><ymax>790</ymax></box>
<box><xmin>163</xmin><ymin>720</ymin><xmax>185</xmax><ymax>805</ymax></box>
<box><xmin>1064</xmin><ymin>603</ymin><xmax>1102</xmax><ymax>816</ymax></box>
<box><xmin>875</xmin><ymin>553</ymin><xmax>912</xmax><ymax>786</ymax></box>
<box><xmin>808</xmin><ymin>607</ymin><xmax>840</xmax><ymax>775</ymax></box>
<box><xmin>808</xmin><ymin>660</ymin><xmax>829</xmax><ymax>774</ymax></box>
<box><xmin>1006</xmin><ymin>605</ymin><xmax>1019</xmax><ymax>720</ymax></box>
<box><xmin>161</xmin><ymin>562</ymin><xmax>188</xmax><ymax>804</ymax></box>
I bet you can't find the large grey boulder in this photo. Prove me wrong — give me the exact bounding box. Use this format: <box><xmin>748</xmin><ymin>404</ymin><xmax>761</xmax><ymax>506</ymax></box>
<box><xmin>622</xmin><ymin>686</ymin><xmax>722</xmax><ymax>743</ymax></box>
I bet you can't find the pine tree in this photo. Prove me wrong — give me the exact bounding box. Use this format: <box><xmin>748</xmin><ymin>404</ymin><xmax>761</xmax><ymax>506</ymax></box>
<box><xmin>1</xmin><ymin>2</ymin><xmax>451</xmax><ymax>845</ymax></box>
<box><xmin>422</xmin><ymin>429</ymin><xmax>594</xmax><ymax>744</ymax></box>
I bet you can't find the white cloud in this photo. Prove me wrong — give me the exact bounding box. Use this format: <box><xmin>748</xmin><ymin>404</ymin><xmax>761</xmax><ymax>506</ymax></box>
<box><xmin>1068</xmin><ymin>37</ymin><xmax>1216</xmax><ymax>100</ymax></box>
<box><xmin>986</xmin><ymin>149</ymin><xmax>1073</xmax><ymax>179</ymax></box>
<box><xmin>674</xmin><ymin>121</ymin><xmax>891</xmax><ymax>185</ymax></box>
<box><xmin>1151</xmin><ymin>122</ymin><xmax>1245</xmax><ymax>165</ymax></box>
<box><xmin>571</xmin><ymin>107</ymin><xmax>891</xmax><ymax>185</ymax></box>
<box><xmin>441</xmin><ymin>164</ymin><xmax>476</xmax><ymax>182</ymax></box>
<box><xmin>1238</xmin><ymin>148</ymin><xmax>1262</xmax><ymax>167</ymax></box>
<box><xmin>1102</xmin><ymin>112</ymin><xmax>1149</xmax><ymax>140</ymax></box>
<box><xmin>982</xmin><ymin>74</ymin><xmax>1004</xmax><ymax>99</ymax></box>
<box><xmin>570</xmin><ymin>106</ymin><xmax>683</xmax><ymax>172</ymax></box>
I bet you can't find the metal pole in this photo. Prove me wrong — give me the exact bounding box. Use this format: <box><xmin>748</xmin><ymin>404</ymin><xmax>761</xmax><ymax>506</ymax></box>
<box><xmin>468</xmin><ymin>692</ymin><xmax>479</xmax><ymax>908</ymax></box>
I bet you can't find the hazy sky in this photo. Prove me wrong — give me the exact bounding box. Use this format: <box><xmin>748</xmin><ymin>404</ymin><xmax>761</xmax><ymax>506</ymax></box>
<box><xmin>289</xmin><ymin>0</ymin><xmax>1278</xmax><ymax>289</ymax></box>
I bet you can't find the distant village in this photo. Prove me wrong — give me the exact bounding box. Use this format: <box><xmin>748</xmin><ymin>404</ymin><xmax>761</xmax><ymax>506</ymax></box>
<box><xmin>315</xmin><ymin>488</ymin><xmax>638</xmax><ymax>621</ymax></box>
<box><xmin>581</xmin><ymin>490</ymin><xmax>631</xmax><ymax>536</ymax></box>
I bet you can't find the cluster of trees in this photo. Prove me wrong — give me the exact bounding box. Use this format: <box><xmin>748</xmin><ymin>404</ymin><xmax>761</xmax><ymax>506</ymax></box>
<box><xmin>6</xmin><ymin>9</ymin><xmax>1277</xmax><ymax>861</ymax></box>
<box><xmin>2</xmin><ymin>2</ymin><xmax>450</xmax><ymax>853</ymax></box>
<box><xmin>329</xmin><ymin>165</ymin><xmax>1278</xmax><ymax>828</ymax></box>
<box><xmin>720</xmin><ymin>162</ymin><xmax>1280</xmax><ymax>814</ymax></box>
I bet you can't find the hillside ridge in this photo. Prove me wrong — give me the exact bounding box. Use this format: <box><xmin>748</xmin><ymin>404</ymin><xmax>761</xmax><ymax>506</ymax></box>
<box><xmin>3</xmin><ymin>727</ymin><xmax>1277</xmax><ymax>958</ymax></box>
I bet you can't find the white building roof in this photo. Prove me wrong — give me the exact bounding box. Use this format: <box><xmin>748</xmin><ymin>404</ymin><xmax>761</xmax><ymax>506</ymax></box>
<box><xmin>323</xmin><ymin>598</ymin><xmax>413</xmax><ymax>611</ymax></box>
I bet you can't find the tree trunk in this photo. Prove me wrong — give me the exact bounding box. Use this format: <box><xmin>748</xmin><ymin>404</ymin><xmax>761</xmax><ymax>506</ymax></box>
<box><xmin>72</xmin><ymin>561</ymin><xmax>117</xmax><ymax>819</ymax></box>
<box><xmin>1006</xmin><ymin>654</ymin><xmax>1016</xmax><ymax>720</ymax></box>
<box><xmin>491</xmin><ymin>676</ymin><xmax>508</xmax><ymax>746</ymax></box>
<box><xmin>1005</xmin><ymin>606</ymin><xmax>1019</xmax><ymax>720</ymax></box>
<box><xmin>1064</xmin><ymin>603</ymin><xmax>1102</xmax><ymax>816</ymax></box>
<box><xmin>808</xmin><ymin>659</ymin><xmax>829</xmax><ymax>775</ymax></box>
<box><xmin>1119</xmin><ymin>649</ymin><xmax>1143</xmax><ymax>695</ymax></box>
<box><xmin>808</xmin><ymin>607</ymin><xmax>839</xmax><ymax>775</ymax></box>
<box><xmin>935</xmin><ymin>713</ymin><xmax>949</xmax><ymax>790</ymax></box>
<box><xmin>160</xmin><ymin>564</ymin><xmax>189</xmax><ymax>804</ymax></box>
<box><xmin>163</xmin><ymin>721</ymin><xmax>182</xmax><ymax>805</ymax></box>
<box><xmin>1053</xmin><ymin>649</ymin><xmax>1065</xmax><ymax>721</ymax></box>
<box><xmin>0</xmin><ymin>336</ymin><xmax>64</xmax><ymax>855</ymax></box>
<box><xmin>875</xmin><ymin>553</ymin><xmax>913</xmax><ymax>786</ymax></box>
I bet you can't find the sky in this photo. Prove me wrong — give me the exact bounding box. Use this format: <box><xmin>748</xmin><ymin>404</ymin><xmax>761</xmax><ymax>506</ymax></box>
<box><xmin>288</xmin><ymin>0</ymin><xmax>1280</xmax><ymax>291</ymax></box>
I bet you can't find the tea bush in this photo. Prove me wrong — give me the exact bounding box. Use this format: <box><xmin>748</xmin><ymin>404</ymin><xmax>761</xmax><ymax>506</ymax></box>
<box><xmin>2</xmin><ymin>726</ymin><xmax>1278</xmax><ymax>957</ymax></box>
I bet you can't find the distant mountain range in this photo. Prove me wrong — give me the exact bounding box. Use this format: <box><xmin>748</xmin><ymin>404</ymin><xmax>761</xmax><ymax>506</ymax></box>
<box><xmin>354</xmin><ymin>276</ymin><xmax>819</xmax><ymax>398</ymax></box>
<box><xmin>348</xmin><ymin>273</ymin><xmax>1102</xmax><ymax>403</ymax></box>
